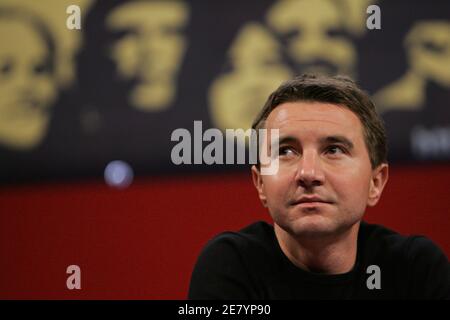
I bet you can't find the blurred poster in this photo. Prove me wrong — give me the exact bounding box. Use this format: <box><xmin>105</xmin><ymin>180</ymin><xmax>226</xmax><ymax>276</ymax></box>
<box><xmin>0</xmin><ymin>0</ymin><xmax>449</xmax><ymax>184</ymax></box>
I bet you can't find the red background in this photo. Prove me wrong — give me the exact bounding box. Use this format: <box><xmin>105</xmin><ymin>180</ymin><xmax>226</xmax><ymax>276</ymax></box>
<box><xmin>1</xmin><ymin>164</ymin><xmax>449</xmax><ymax>299</ymax></box>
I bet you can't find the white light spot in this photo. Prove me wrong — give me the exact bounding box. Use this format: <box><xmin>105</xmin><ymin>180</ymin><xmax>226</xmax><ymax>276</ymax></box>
<box><xmin>104</xmin><ymin>160</ymin><xmax>133</xmax><ymax>188</ymax></box>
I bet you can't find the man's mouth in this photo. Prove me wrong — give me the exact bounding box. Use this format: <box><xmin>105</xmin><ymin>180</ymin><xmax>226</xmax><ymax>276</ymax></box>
<box><xmin>290</xmin><ymin>196</ymin><xmax>334</xmax><ymax>207</ymax></box>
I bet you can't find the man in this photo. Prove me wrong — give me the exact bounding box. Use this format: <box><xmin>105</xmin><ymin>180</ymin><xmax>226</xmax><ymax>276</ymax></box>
<box><xmin>189</xmin><ymin>74</ymin><xmax>449</xmax><ymax>299</ymax></box>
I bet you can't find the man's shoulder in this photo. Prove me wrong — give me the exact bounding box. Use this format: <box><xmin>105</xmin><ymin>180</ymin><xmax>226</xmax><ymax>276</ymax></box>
<box><xmin>360</xmin><ymin>221</ymin><xmax>446</xmax><ymax>259</ymax></box>
<box><xmin>203</xmin><ymin>220</ymin><xmax>275</xmax><ymax>255</ymax></box>
<box><xmin>360</xmin><ymin>221</ymin><xmax>449</xmax><ymax>298</ymax></box>
<box><xmin>358</xmin><ymin>221</ymin><xmax>448</xmax><ymax>275</ymax></box>
<box><xmin>189</xmin><ymin>221</ymin><xmax>276</xmax><ymax>299</ymax></box>
<box><xmin>360</xmin><ymin>221</ymin><xmax>411</xmax><ymax>251</ymax></box>
<box><xmin>194</xmin><ymin>220</ymin><xmax>279</xmax><ymax>276</ymax></box>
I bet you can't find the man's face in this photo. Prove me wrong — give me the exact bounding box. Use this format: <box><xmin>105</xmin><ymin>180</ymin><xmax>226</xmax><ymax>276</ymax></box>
<box><xmin>106</xmin><ymin>0</ymin><xmax>189</xmax><ymax>111</ymax></box>
<box><xmin>252</xmin><ymin>102</ymin><xmax>388</xmax><ymax>238</ymax></box>
<box><xmin>0</xmin><ymin>19</ymin><xmax>56</xmax><ymax>150</ymax></box>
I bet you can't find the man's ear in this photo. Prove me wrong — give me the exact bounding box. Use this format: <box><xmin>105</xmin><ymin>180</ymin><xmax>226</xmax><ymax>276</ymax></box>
<box><xmin>251</xmin><ymin>165</ymin><xmax>267</xmax><ymax>207</ymax></box>
<box><xmin>367</xmin><ymin>163</ymin><xmax>389</xmax><ymax>207</ymax></box>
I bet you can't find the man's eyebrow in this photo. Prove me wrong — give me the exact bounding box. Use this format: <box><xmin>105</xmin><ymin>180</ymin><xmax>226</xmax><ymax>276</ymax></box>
<box><xmin>278</xmin><ymin>136</ymin><xmax>299</xmax><ymax>146</ymax></box>
<box><xmin>268</xmin><ymin>135</ymin><xmax>298</xmax><ymax>151</ymax></box>
<box><xmin>321</xmin><ymin>135</ymin><xmax>354</xmax><ymax>149</ymax></box>
<box><xmin>272</xmin><ymin>135</ymin><xmax>355</xmax><ymax>150</ymax></box>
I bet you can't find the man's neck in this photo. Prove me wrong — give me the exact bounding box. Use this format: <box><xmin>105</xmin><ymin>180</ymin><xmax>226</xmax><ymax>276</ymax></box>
<box><xmin>274</xmin><ymin>222</ymin><xmax>360</xmax><ymax>275</ymax></box>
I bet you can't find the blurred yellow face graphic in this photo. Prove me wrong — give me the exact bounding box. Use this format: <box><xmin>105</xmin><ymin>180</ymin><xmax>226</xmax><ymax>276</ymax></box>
<box><xmin>406</xmin><ymin>21</ymin><xmax>450</xmax><ymax>86</ymax></box>
<box><xmin>106</xmin><ymin>1</ymin><xmax>189</xmax><ymax>111</ymax></box>
<box><xmin>267</xmin><ymin>0</ymin><xmax>356</xmax><ymax>76</ymax></box>
<box><xmin>0</xmin><ymin>19</ymin><xmax>57</xmax><ymax>150</ymax></box>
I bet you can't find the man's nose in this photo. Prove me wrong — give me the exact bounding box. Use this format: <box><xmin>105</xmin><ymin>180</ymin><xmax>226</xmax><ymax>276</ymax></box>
<box><xmin>294</xmin><ymin>150</ymin><xmax>325</xmax><ymax>188</ymax></box>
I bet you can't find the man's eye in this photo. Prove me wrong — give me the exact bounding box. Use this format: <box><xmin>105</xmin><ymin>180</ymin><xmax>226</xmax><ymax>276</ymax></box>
<box><xmin>326</xmin><ymin>145</ymin><xmax>345</xmax><ymax>155</ymax></box>
<box><xmin>279</xmin><ymin>146</ymin><xmax>295</xmax><ymax>156</ymax></box>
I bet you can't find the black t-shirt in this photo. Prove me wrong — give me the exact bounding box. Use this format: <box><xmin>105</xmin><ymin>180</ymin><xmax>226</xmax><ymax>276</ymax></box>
<box><xmin>188</xmin><ymin>221</ymin><xmax>449</xmax><ymax>299</ymax></box>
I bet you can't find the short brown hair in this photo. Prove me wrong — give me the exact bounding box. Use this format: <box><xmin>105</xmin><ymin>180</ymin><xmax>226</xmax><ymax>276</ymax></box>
<box><xmin>252</xmin><ymin>74</ymin><xmax>387</xmax><ymax>168</ymax></box>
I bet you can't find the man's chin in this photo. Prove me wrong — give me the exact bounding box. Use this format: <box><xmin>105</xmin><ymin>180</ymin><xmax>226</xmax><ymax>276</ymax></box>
<box><xmin>286</xmin><ymin>215</ymin><xmax>339</xmax><ymax>238</ymax></box>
